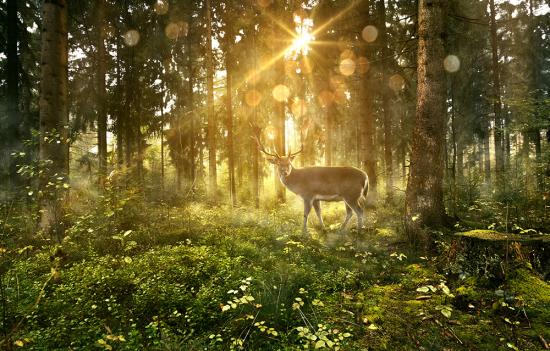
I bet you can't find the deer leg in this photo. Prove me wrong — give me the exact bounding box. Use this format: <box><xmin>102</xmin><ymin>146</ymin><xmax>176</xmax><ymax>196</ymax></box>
<box><xmin>313</xmin><ymin>200</ymin><xmax>324</xmax><ymax>229</ymax></box>
<box><xmin>350</xmin><ymin>201</ymin><xmax>364</xmax><ymax>230</ymax></box>
<box><xmin>303</xmin><ymin>199</ymin><xmax>312</xmax><ymax>234</ymax></box>
<box><xmin>341</xmin><ymin>203</ymin><xmax>353</xmax><ymax>230</ymax></box>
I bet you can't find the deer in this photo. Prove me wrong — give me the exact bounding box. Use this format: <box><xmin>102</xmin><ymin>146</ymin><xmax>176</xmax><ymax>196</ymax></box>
<box><xmin>253</xmin><ymin>128</ymin><xmax>369</xmax><ymax>234</ymax></box>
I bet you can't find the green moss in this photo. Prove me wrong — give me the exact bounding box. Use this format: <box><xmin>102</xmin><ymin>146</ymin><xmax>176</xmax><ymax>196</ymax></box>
<box><xmin>507</xmin><ymin>268</ymin><xmax>550</xmax><ymax>337</ymax></box>
<box><xmin>508</xmin><ymin>269</ymin><xmax>550</xmax><ymax>303</ymax></box>
<box><xmin>458</xmin><ymin>229</ymin><xmax>517</xmax><ymax>241</ymax></box>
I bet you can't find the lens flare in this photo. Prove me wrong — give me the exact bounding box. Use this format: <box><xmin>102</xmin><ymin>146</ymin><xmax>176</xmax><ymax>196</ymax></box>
<box><xmin>272</xmin><ymin>84</ymin><xmax>291</xmax><ymax>102</ymax></box>
<box><xmin>357</xmin><ymin>56</ymin><xmax>370</xmax><ymax>74</ymax></box>
<box><xmin>340</xmin><ymin>49</ymin><xmax>356</xmax><ymax>61</ymax></box>
<box><xmin>388</xmin><ymin>74</ymin><xmax>405</xmax><ymax>92</ymax></box>
<box><xmin>444</xmin><ymin>55</ymin><xmax>460</xmax><ymax>73</ymax></box>
<box><xmin>123</xmin><ymin>30</ymin><xmax>140</xmax><ymax>46</ymax></box>
<box><xmin>339</xmin><ymin>58</ymin><xmax>356</xmax><ymax>76</ymax></box>
<box><xmin>245</xmin><ymin>90</ymin><xmax>262</xmax><ymax>107</ymax></box>
<box><xmin>362</xmin><ymin>25</ymin><xmax>378</xmax><ymax>43</ymax></box>
<box><xmin>154</xmin><ymin>1</ymin><xmax>169</xmax><ymax>15</ymax></box>
<box><xmin>165</xmin><ymin>23</ymin><xmax>179</xmax><ymax>39</ymax></box>
<box><xmin>291</xmin><ymin>98</ymin><xmax>307</xmax><ymax>117</ymax></box>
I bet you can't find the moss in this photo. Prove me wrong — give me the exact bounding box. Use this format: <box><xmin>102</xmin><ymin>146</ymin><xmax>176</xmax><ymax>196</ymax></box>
<box><xmin>401</xmin><ymin>263</ymin><xmax>442</xmax><ymax>288</ymax></box>
<box><xmin>507</xmin><ymin>268</ymin><xmax>550</xmax><ymax>338</ymax></box>
<box><xmin>458</xmin><ymin>229</ymin><xmax>518</xmax><ymax>241</ymax></box>
<box><xmin>508</xmin><ymin>269</ymin><xmax>550</xmax><ymax>303</ymax></box>
<box><xmin>458</xmin><ymin>230</ymin><xmax>550</xmax><ymax>243</ymax></box>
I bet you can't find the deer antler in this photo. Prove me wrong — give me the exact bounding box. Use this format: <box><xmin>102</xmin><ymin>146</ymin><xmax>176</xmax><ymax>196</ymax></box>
<box><xmin>288</xmin><ymin>128</ymin><xmax>304</xmax><ymax>157</ymax></box>
<box><xmin>250</xmin><ymin>122</ymin><xmax>280</xmax><ymax>158</ymax></box>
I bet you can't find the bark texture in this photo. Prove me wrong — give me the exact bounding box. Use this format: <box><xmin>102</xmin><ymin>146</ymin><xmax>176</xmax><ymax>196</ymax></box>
<box><xmin>96</xmin><ymin>0</ymin><xmax>108</xmax><ymax>187</ymax></box>
<box><xmin>39</xmin><ymin>0</ymin><xmax>69</xmax><ymax>239</ymax></box>
<box><xmin>205</xmin><ymin>0</ymin><xmax>217</xmax><ymax>196</ymax></box>
<box><xmin>405</xmin><ymin>0</ymin><xmax>448</xmax><ymax>238</ymax></box>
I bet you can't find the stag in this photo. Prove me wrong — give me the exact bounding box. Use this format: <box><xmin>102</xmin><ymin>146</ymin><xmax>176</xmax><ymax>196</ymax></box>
<box><xmin>253</xmin><ymin>129</ymin><xmax>368</xmax><ymax>234</ymax></box>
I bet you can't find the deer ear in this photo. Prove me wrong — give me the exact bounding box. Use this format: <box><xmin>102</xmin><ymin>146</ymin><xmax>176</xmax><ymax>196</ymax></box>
<box><xmin>289</xmin><ymin>155</ymin><xmax>296</xmax><ymax>162</ymax></box>
<box><xmin>267</xmin><ymin>157</ymin><xmax>278</xmax><ymax>164</ymax></box>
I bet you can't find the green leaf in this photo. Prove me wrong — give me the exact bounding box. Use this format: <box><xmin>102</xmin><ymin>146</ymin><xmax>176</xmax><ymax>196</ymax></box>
<box><xmin>314</xmin><ymin>340</ymin><xmax>326</xmax><ymax>349</ymax></box>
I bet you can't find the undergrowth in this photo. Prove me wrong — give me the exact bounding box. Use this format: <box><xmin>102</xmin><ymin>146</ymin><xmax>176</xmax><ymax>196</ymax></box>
<box><xmin>0</xmin><ymin>198</ymin><xmax>548</xmax><ymax>350</ymax></box>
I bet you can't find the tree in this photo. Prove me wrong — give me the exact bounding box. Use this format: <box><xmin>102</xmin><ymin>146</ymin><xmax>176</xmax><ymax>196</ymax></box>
<box><xmin>39</xmin><ymin>0</ymin><xmax>69</xmax><ymax>238</ymax></box>
<box><xmin>405</xmin><ymin>0</ymin><xmax>449</xmax><ymax>240</ymax></box>
<box><xmin>377</xmin><ymin>0</ymin><xmax>394</xmax><ymax>201</ymax></box>
<box><xmin>3</xmin><ymin>0</ymin><xmax>20</xmax><ymax>188</ymax></box>
<box><xmin>96</xmin><ymin>0</ymin><xmax>107</xmax><ymax>187</ymax></box>
<box><xmin>205</xmin><ymin>0</ymin><xmax>217</xmax><ymax>197</ymax></box>
<box><xmin>489</xmin><ymin>0</ymin><xmax>505</xmax><ymax>177</ymax></box>
<box><xmin>224</xmin><ymin>16</ymin><xmax>237</xmax><ymax>206</ymax></box>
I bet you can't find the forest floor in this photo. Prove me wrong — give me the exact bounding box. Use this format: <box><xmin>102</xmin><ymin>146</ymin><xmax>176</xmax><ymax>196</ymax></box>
<box><xmin>1</xmin><ymin>199</ymin><xmax>550</xmax><ymax>350</ymax></box>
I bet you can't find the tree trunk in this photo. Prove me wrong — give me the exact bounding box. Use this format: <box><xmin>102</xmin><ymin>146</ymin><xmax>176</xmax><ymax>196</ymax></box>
<box><xmin>528</xmin><ymin>0</ymin><xmax>543</xmax><ymax>191</ymax></box>
<box><xmin>187</xmin><ymin>32</ymin><xmax>196</xmax><ymax>187</ymax></box>
<box><xmin>325</xmin><ymin>104</ymin><xmax>335</xmax><ymax>166</ymax></box>
<box><xmin>489</xmin><ymin>0</ymin><xmax>504</xmax><ymax>177</ymax></box>
<box><xmin>5</xmin><ymin>0</ymin><xmax>20</xmax><ymax>187</ymax></box>
<box><xmin>96</xmin><ymin>0</ymin><xmax>107</xmax><ymax>188</ymax></box>
<box><xmin>252</xmin><ymin>129</ymin><xmax>260</xmax><ymax>209</ymax></box>
<box><xmin>361</xmin><ymin>2</ymin><xmax>378</xmax><ymax>206</ymax></box>
<box><xmin>225</xmin><ymin>37</ymin><xmax>237</xmax><ymax>207</ymax></box>
<box><xmin>39</xmin><ymin>0</ymin><xmax>69</xmax><ymax>239</ymax></box>
<box><xmin>405</xmin><ymin>0</ymin><xmax>449</xmax><ymax>239</ymax></box>
<box><xmin>362</xmin><ymin>73</ymin><xmax>377</xmax><ymax>206</ymax></box>
<box><xmin>484</xmin><ymin>130</ymin><xmax>491</xmax><ymax>184</ymax></box>
<box><xmin>115</xmin><ymin>26</ymin><xmax>124</xmax><ymax>168</ymax></box>
<box><xmin>160</xmin><ymin>92</ymin><xmax>165</xmax><ymax>192</ymax></box>
<box><xmin>378</xmin><ymin>0</ymin><xmax>393</xmax><ymax>201</ymax></box>
<box><xmin>205</xmin><ymin>0</ymin><xmax>217</xmax><ymax>197</ymax></box>
<box><xmin>275</xmin><ymin>59</ymin><xmax>286</xmax><ymax>202</ymax></box>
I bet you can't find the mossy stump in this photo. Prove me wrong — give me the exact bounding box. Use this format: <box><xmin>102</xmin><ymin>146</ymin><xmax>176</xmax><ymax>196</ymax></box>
<box><xmin>451</xmin><ymin>230</ymin><xmax>550</xmax><ymax>279</ymax></box>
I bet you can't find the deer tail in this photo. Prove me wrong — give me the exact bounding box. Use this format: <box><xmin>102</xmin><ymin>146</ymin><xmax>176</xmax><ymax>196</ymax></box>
<box><xmin>359</xmin><ymin>176</ymin><xmax>369</xmax><ymax>207</ymax></box>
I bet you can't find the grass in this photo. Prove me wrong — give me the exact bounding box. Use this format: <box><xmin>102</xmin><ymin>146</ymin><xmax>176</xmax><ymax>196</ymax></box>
<box><xmin>0</xmin><ymin>201</ymin><xmax>549</xmax><ymax>350</ymax></box>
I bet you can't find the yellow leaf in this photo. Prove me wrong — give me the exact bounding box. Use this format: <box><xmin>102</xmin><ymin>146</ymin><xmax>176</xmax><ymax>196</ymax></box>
<box><xmin>14</xmin><ymin>340</ymin><xmax>24</xmax><ymax>347</ymax></box>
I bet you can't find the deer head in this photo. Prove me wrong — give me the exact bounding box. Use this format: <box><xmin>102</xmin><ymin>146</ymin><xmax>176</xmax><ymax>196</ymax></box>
<box><xmin>251</xmin><ymin>124</ymin><xmax>302</xmax><ymax>177</ymax></box>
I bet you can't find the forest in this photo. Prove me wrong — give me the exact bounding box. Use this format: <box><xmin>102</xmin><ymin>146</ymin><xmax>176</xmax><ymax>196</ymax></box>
<box><xmin>0</xmin><ymin>0</ymin><xmax>549</xmax><ymax>349</ymax></box>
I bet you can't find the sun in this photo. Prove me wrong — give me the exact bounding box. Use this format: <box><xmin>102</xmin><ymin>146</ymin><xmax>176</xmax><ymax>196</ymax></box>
<box><xmin>286</xmin><ymin>14</ymin><xmax>314</xmax><ymax>59</ymax></box>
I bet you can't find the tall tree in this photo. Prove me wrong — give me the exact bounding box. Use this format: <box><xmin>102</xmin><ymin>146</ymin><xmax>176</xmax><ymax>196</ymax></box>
<box><xmin>4</xmin><ymin>0</ymin><xmax>20</xmax><ymax>187</ymax></box>
<box><xmin>39</xmin><ymin>0</ymin><xmax>69</xmax><ymax>238</ymax></box>
<box><xmin>489</xmin><ymin>0</ymin><xmax>505</xmax><ymax>177</ymax></box>
<box><xmin>225</xmin><ymin>19</ymin><xmax>237</xmax><ymax>206</ymax></box>
<box><xmin>377</xmin><ymin>0</ymin><xmax>393</xmax><ymax>201</ymax></box>
<box><xmin>96</xmin><ymin>0</ymin><xmax>107</xmax><ymax>187</ymax></box>
<box><xmin>205</xmin><ymin>0</ymin><xmax>217</xmax><ymax>196</ymax></box>
<box><xmin>405</xmin><ymin>0</ymin><xmax>449</xmax><ymax>239</ymax></box>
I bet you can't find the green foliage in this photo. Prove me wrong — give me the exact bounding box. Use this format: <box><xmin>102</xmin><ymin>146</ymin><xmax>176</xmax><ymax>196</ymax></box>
<box><xmin>1</xmin><ymin>200</ymin><xmax>549</xmax><ymax>350</ymax></box>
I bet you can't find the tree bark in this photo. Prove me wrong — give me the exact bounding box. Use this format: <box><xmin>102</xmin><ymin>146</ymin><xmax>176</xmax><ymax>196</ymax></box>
<box><xmin>325</xmin><ymin>104</ymin><xmax>335</xmax><ymax>166</ymax></box>
<box><xmin>96</xmin><ymin>0</ymin><xmax>107</xmax><ymax>188</ymax></box>
<box><xmin>483</xmin><ymin>131</ymin><xmax>491</xmax><ymax>184</ymax></box>
<box><xmin>378</xmin><ymin>0</ymin><xmax>393</xmax><ymax>201</ymax></box>
<box><xmin>205</xmin><ymin>0</ymin><xmax>217</xmax><ymax>197</ymax></box>
<box><xmin>186</xmin><ymin>27</ymin><xmax>196</xmax><ymax>187</ymax></box>
<box><xmin>361</xmin><ymin>1</ymin><xmax>378</xmax><ymax>206</ymax></box>
<box><xmin>405</xmin><ymin>0</ymin><xmax>449</xmax><ymax>239</ymax></box>
<box><xmin>39</xmin><ymin>0</ymin><xmax>69</xmax><ymax>239</ymax></box>
<box><xmin>275</xmin><ymin>59</ymin><xmax>286</xmax><ymax>202</ymax></box>
<box><xmin>225</xmin><ymin>31</ymin><xmax>237</xmax><ymax>207</ymax></box>
<box><xmin>5</xmin><ymin>0</ymin><xmax>20</xmax><ymax>186</ymax></box>
<box><xmin>489</xmin><ymin>0</ymin><xmax>504</xmax><ymax>177</ymax></box>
